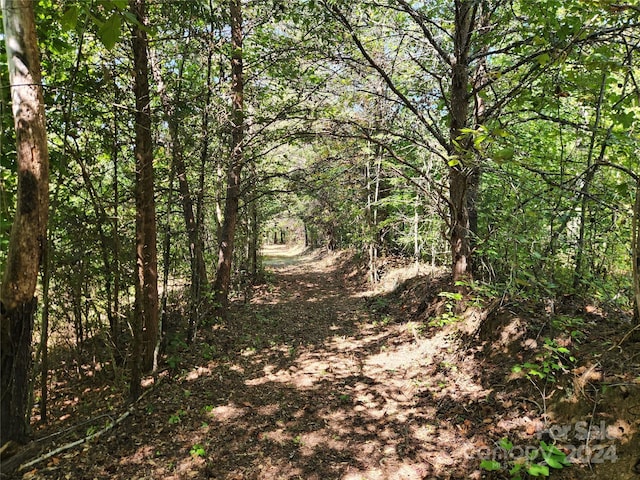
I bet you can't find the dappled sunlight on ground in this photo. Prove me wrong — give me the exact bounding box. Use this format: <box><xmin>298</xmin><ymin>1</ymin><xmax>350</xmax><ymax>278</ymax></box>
<box><xmin>16</xmin><ymin>247</ymin><xmax>640</xmax><ymax>480</ymax></box>
<box><xmin>156</xmin><ymin>251</ymin><xmax>499</xmax><ymax>479</ymax></box>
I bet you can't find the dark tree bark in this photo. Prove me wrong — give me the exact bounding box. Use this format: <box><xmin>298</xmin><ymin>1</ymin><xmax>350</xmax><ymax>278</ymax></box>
<box><xmin>151</xmin><ymin>47</ymin><xmax>209</xmax><ymax>341</ymax></box>
<box><xmin>39</xmin><ymin>231</ymin><xmax>51</xmax><ymax>425</ymax></box>
<box><xmin>448</xmin><ymin>0</ymin><xmax>478</xmax><ymax>283</ymax></box>
<box><xmin>151</xmin><ymin>49</ymin><xmax>209</xmax><ymax>296</ymax></box>
<box><xmin>248</xmin><ymin>167</ymin><xmax>259</xmax><ymax>280</ymax></box>
<box><xmin>213</xmin><ymin>0</ymin><xmax>245</xmax><ymax>310</ymax></box>
<box><xmin>633</xmin><ymin>182</ymin><xmax>640</xmax><ymax>323</ymax></box>
<box><xmin>111</xmin><ymin>85</ymin><xmax>122</xmax><ymax>358</ymax></box>
<box><xmin>129</xmin><ymin>0</ymin><xmax>159</xmax><ymax>400</ymax></box>
<box><xmin>195</xmin><ymin>19</ymin><xmax>215</xmax><ymax>334</ymax></box>
<box><xmin>0</xmin><ymin>0</ymin><xmax>50</xmax><ymax>445</ymax></box>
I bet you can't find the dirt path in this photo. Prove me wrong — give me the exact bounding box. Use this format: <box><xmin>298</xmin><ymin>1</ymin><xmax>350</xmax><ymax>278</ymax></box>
<box><xmin>198</xmin><ymin>247</ymin><xmax>459</xmax><ymax>480</ymax></box>
<box><xmin>10</xmin><ymin>246</ymin><xmax>639</xmax><ymax>479</ymax></box>
<box><xmin>148</xmin><ymin>247</ymin><xmax>492</xmax><ymax>480</ymax></box>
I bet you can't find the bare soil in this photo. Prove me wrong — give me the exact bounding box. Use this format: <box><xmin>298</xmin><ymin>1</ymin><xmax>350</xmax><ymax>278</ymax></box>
<box><xmin>3</xmin><ymin>246</ymin><xmax>640</xmax><ymax>479</ymax></box>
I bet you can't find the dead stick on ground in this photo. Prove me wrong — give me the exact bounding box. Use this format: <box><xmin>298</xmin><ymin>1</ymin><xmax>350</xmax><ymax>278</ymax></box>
<box><xmin>18</xmin><ymin>381</ymin><xmax>158</xmax><ymax>472</ymax></box>
<box><xmin>18</xmin><ymin>409</ymin><xmax>132</xmax><ymax>471</ymax></box>
<box><xmin>607</xmin><ymin>323</ymin><xmax>640</xmax><ymax>352</ymax></box>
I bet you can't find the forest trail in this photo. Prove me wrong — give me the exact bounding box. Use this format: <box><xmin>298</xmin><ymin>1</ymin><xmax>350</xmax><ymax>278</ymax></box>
<box><xmin>9</xmin><ymin>247</ymin><xmax>639</xmax><ymax>480</ymax></box>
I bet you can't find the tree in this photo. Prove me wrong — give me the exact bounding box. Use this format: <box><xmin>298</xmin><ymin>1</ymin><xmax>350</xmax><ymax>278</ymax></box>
<box><xmin>150</xmin><ymin>44</ymin><xmax>210</xmax><ymax>339</ymax></box>
<box><xmin>213</xmin><ymin>0</ymin><xmax>245</xmax><ymax>310</ymax></box>
<box><xmin>129</xmin><ymin>0</ymin><xmax>159</xmax><ymax>399</ymax></box>
<box><xmin>319</xmin><ymin>0</ymin><xmax>628</xmax><ymax>283</ymax></box>
<box><xmin>0</xmin><ymin>0</ymin><xmax>50</xmax><ymax>444</ymax></box>
<box><xmin>447</xmin><ymin>0</ymin><xmax>479</xmax><ymax>282</ymax></box>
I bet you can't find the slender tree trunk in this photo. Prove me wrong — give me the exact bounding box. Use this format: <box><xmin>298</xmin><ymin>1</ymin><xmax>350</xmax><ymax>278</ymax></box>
<box><xmin>111</xmin><ymin>84</ymin><xmax>122</xmax><ymax>359</ymax></box>
<box><xmin>38</xmin><ymin>228</ymin><xmax>52</xmax><ymax>425</ymax></box>
<box><xmin>213</xmin><ymin>0</ymin><xmax>244</xmax><ymax>310</ymax></box>
<box><xmin>366</xmin><ymin>158</ymin><xmax>375</xmax><ymax>284</ymax></box>
<box><xmin>633</xmin><ymin>182</ymin><xmax>640</xmax><ymax>323</ymax></box>
<box><xmin>150</xmin><ymin>48</ymin><xmax>209</xmax><ymax>295</ymax></box>
<box><xmin>574</xmin><ymin>73</ymin><xmax>607</xmax><ymax>288</ymax></box>
<box><xmin>160</xmin><ymin>164</ymin><xmax>174</xmax><ymax>341</ymax></box>
<box><xmin>248</xmin><ymin>178</ymin><xmax>259</xmax><ymax>279</ymax></box>
<box><xmin>196</xmin><ymin>34</ymin><xmax>213</xmax><ymax>324</ymax></box>
<box><xmin>448</xmin><ymin>0</ymin><xmax>477</xmax><ymax>283</ymax></box>
<box><xmin>151</xmin><ymin>48</ymin><xmax>208</xmax><ymax>341</ymax></box>
<box><xmin>414</xmin><ymin>192</ymin><xmax>420</xmax><ymax>267</ymax></box>
<box><xmin>0</xmin><ymin>0</ymin><xmax>49</xmax><ymax>445</ymax></box>
<box><xmin>72</xmin><ymin>152</ymin><xmax>118</xmax><ymax>332</ymax></box>
<box><xmin>129</xmin><ymin>0</ymin><xmax>159</xmax><ymax>399</ymax></box>
<box><xmin>365</xmin><ymin>153</ymin><xmax>381</xmax><ymax>284</ymax></box>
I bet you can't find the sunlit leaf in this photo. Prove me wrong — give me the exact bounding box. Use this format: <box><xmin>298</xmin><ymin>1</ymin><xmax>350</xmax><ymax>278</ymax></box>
<box><xmin>98</xmin><ymin>13</ymin><xmax>122</xmax><ymax>50</ymax></box>
<box><xmin>528</xmin><ymin>463</ymin><xmax>549</xmax><ymax>476</ymax></box>
<box><xmin>480</xmin><ymin>459</ymin><xmax>501</xmax><ymax>471</ymax></box>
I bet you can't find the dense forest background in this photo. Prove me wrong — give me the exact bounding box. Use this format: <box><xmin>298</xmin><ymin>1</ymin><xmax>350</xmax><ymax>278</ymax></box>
<box><xmin>1</xmin><ymin>0</ymin><xmax>640</xmax><ymax>477</ymax></box>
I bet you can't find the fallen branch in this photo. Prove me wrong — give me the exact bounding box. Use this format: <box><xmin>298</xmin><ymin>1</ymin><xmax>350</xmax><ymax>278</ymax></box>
<box><xmin>607</xmin><ymin>322</ymin><xmax>640</xmax><ymax>352</ymax></box>
<box><xmin>18</xmin><ymin>408</ymin><xmax>131</xmax><ymax>472</ymax></box>
<box><xmin>17</xmin><ymin>379</ymin><xmax>159</xmax><ymax>472</ymax></box>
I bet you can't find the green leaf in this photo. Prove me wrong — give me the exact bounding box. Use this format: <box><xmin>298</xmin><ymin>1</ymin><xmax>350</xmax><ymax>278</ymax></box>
<box><xmin>499</xmin><ymin>437</ymin><xmax>514</xmax><ymax>450</ymax></box>
<box><xmin>493</xmin><ymin>147</ymin><xmax>514</xmax><ymax>163</ymax></box>
<box><xmin>615</xmin><ymin>182</ymin><xmax>630</xmax><ymax>197</ymax></box>
<box><xmin>613</xmin><ymin>111</ymin><xmax>635</xmax><ymax>129</ymax></box>
<box><xmin>536</xmin><ymin>53</ymin><xmax>551</xmax><ymax>66</ymax></box>
<box><xmin>527</xmin><ymin>463</ymin><xmax>549</xmax><ymax>476</ymax></box>
<box><xmin>123</xmin><ymin>11</ymin><xmax>140</xmax><ymax>25</ymax></box>
<box><xmin>189</xmin><ymin>443</ymin><xmax>206</xmax><ymax>457</ymax></box>
<box><xmin>545</xmin><ymin>455</ymin><xmax>566</xmax><ymax>469</ymax></box>
<box><xmin>438</xmin><ymin>291</ymin><xmax>463</xmax><ymax>301</ymax></box>
<box><xmin>60</xmin><ymin>5</ymin><xmax>79</xmax><ymax>30</ymax></box>
<box><xmin>528</xmin><ymin>368</ymin><xmax>545</xmax><ymax>378</ymax></box>
<box><xmin>541</xmin><ymin>442</ymin><xmax>569</xmax><ymax>468</ymax></box>
<box><xmin>480</xmin><ymin>459</ymin><xmax>501</xmax><ymax>471</ymax></box>
<box><xmin>492</xmin><ymin>127</ymin><xmax>509</xmax><ymax>138</ymax></box>
<box><xmin>98</xmin><ymin>13</ymin><xmax>122</xmax><ymax>50</ymax></box>
<box><xmin>509</xmin><ymin>463</ymin><xmax>523</xmax><ymax>475</ymax></box>
<box><xmin>111</xmin><ymin>0</ymin><xmax>128</xmax><ymax>11</ymax></box>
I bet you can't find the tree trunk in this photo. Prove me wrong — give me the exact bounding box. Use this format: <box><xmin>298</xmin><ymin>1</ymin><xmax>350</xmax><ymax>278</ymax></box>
<box><xmin>39</xmin><ymin>231</ymin><xmax>51</xmax><ymax>425</ymax></box>
<box><xmin>574</xmin><ymin>74</ymin><xmax>607</xmax><ymax>288</ymax></box>
<box><xmin>213</xmin><ymin>0</ymin><xmax>244</xmax><ymax>310</ymax></box>
<box><xmin>0</xmin><ymin>0</ymin><xmax>50</xmax><ymax>445</ymax></box>
<box><xmin>196</xmin><ymin>27</ymin><xmax>214</xmax><ymax>320</ymax></box>
<box><xmin>111</xmin><ymin>86</ymin><xmax>122</xmax><ymax>360</ymax></box>
<box><xmin>365</xmin><ymin>155</ymin><xmax>381</xmax><ymax>284</ymax></box>
<box><xmin>150</xmin><ymin>48</ymin><xmax>209</xmax><ymax>296</ymax></box>
<box><xmin>160</xmin><ymin>157</ymin><xmax>175</xmax><ymax>343</ymax></box>
<box><xmin>633</xmin><ymin>182</ymin><xmax>640</xmax><ymax>323</ymax></box>
<box><xmin>151</xmin><ymin>48</ymin><xmax>209</xmax><ymax>341</ymax></box>
<box><xmin>130</xmin><ymin>0</ymin><xmax>159</xmax><ymax>397</ymax></box>
<box><xmin>448</xmin><ymin>0</ymin><xmax>477</xmax><ymax>283</ymax></box>
<box><xmin>249</xmin><ymin>194</ymin><xmax>259</xmax><ymax>279</ymax></box>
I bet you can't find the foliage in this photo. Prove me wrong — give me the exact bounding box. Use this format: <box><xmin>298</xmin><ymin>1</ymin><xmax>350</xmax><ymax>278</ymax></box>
<box><xmin>429</xmin><ymin>291</ymin><xmax>463</xmax><ymax>327</ymax></box>
<box><xmin>1</xmin><ymin>0</ymin><xmax>640</xmax><ymax>453</ymax></box>
<box><xmin>168</xmin><ymin>409</ymin><xmax>187</xmax><ymax>425</ymax></box>
<box><xmin>480</xmin><ymin>437</ymin><xmax>571</xmax><ymax>479</ymax></box>
<box><xmin>189</xmin><ymin>444</ymin><xmax>207</xmax><ymax>457</ymax></box>
<box><xmin>512</xmin><ymin>338</ymin><xmax>576</xmax><ymax>382</ymax></box>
